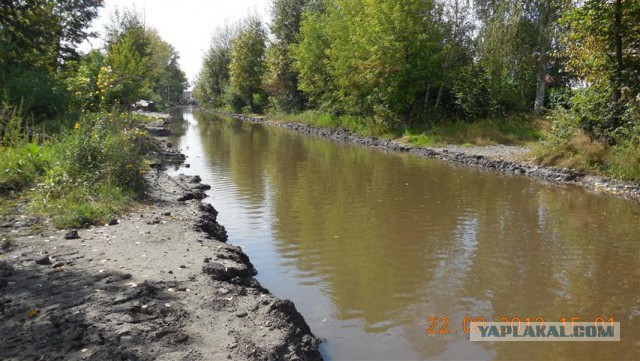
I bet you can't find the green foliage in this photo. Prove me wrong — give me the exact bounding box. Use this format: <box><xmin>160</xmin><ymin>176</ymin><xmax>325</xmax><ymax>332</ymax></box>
<box><xmin>229</xmin><ymin>16</ymin><xmax>267</xmax><ymax>113</ymax></box>
<box><xmin>452</xmin><ymin>64</ymin><xmax>493</xmax><ymax>119</ymax></box>
<box><xmin>63</xmin><ymin>50</ymin><xmax>105</xmax><ymax>112</ymax></box>
<box><xmin>561</xmin><ymin>0</ymin><xmax>640</xmax><ymax>97</ymax></box>
<box><xmin>0</xmin><ymin>0</ymin><xmax>104</xmax><ymax>120</ymax></box>
<box><xmin>0</xmin><ymin>110</ymin><xmax>157</xmax><ymax>227</ymax></box>
<box><xmin>102</xmin><ymin>9</ymin><xmax>187</xmax><ymax>108</ymax></box>
<box><xmin>558</xmin><ymin>0</ymin><xmax>640</xmax><ymax>141</ymax></box>
<box><xmin>294</xmin><ymin>0</ymin><xmax>445</xmax><ymax>122</ymax></box>
<box><xmin>146</xmin><ymin>29</ymin><xmax>188</xmax><ymax>106</ymax></box>
<box><xmin>222</xmin><ymin>85</ymin><xmax>247</xmax><ymax>113</ymax></box>
<box><xmin>263</xmin><ymin>0</ymin><xmax>308</xmax><ymax>112</ymax></box>
<box><xmin>291</xmin><ymin>10</ymin><xmax>334</xmax><ymax>110</ymax></box>
<box><xmin>104</xmin><ymin>9</ymin><xmax>152</xmax><ymax>106</ymax></box>
<box><xmin>194</xmin><ymin>23</ymin><xmax>238</xmax><ymax>107</ymax></box>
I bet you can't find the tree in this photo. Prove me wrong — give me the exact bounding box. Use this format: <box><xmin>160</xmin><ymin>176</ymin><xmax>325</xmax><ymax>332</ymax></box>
<box><xmin>292</xmin><ymin>9</ymin><xmax>334</xmax><ymax>110</ymax></box>
<box><xmin>146</xmin><ymin>29</ymin><xmax>188</xmax><ymax>105</ymax></box>
<box><xmin>263</xmin><ymin>0</ymin><xmax>308</xmax><ymax>112</ymax></box>
<box><xmin>294</xmin><ymin>0</ymin><xmax>445</xmax><ymax>125</ymax></box>
<box><xmin>562</xmin><ymin>0</ymin><xmax>640</xmax><ymax>101</ymax></box>
<box><xmin>103</xmin><ymin>9</ymin><xmax>188</xmax><ymax>108</ymax></box>
<box><xmin>0</xmin><ymin>0</ymin><xmax>103</xmax><ymax>118</ymax></box>
<box><xmin>104</xmin><ymin>9</ymin><xmax>151</xmax><ymax>106</ymax></box>
<box><xmin>194</xmin><ymin>23</ymin><xmax>238</xmax><ymax>107</ymax></box>
<box><xmin>558</xmin><ymin>0</ymin><xmax>640</xmax><ymax>139</ymax></box>
<box><xmin>229</xmin><ymin>16</ymin><xmax>267</xmax><ymax>112</ymax></box>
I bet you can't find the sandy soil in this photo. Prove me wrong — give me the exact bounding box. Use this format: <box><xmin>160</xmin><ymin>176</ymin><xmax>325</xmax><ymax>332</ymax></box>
<box><xmin>0</xmin><ymin>120</ymin><xmax>322</xmax><ymax>361</ymax></box>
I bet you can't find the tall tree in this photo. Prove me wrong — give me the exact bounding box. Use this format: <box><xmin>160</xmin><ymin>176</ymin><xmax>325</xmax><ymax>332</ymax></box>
<box><xmin>529</xmin><ymin>0</ymin><xmax>563</xmax><ymax>115</ymax></box>
<box><xmin>294</xmin><ymin>0</ymin><xmax>445</xmax><ymax>125</ymax></box>
<box><xmin>0</xmin><ymin>0</ymin><xmax>103</xmax><ymax>118</ymax></box>
<box><xmin>194</xmin><ymin>23</ymin><xmax>238</xmax><ymax>106</ymax></box>
<box><xmin>229</xmin><ymin>15</ymin><xmax>267</xmax><ymax>112</ymax></box>
<box><xmin>263</xmin><ymin>0</ymin><xmax>308</xmax><ymax>112</ymax></box>
<box><xmin>562</xmin><ymin>0</ymin><xmax>640</xmax><ymax>101</ymax></box>
<box><xmin>104</xmin><ymin>9</ymin><xmax>151</xmax><ymax>106</ymax></box>
<box><xmin>146</xmin><ymin>28</ymin><xmax>188</xmax><ymax>105</ymax></box>
<box><xmin>559</xmin><ymin>0</ymin><xmax>640</xmax><ymax>137</ymax></box>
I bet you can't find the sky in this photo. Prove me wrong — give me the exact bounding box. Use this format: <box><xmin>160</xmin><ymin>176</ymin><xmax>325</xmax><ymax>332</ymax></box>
<box><xmin>81</xmin><ymin>0</ymin><xmax>271</xmax><ymax>87</ymax></box>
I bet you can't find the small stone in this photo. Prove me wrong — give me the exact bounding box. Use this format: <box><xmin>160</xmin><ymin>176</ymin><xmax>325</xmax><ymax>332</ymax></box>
<box><xmin>168</xmin><ymin>271</ymin><xmax>173</xmax><ymax>274</ymax></box>
<box><xmin>163</xmin><ymin>212</ymin><xmax>171</xmax><ymax>216</ymax></box>
<box><xmin>36</xmin><ymin>255</ymin><xmax>53</xmax><ymax>265</ymax></box>
<box><xmin>51</xmin><ymin>262</ymin><xmax>64</xmax><ymax>269</ymax></box>
<box><xmin>108</xmin><ymin>219</ymin><xmax>119</xmax><ymax>226</ymax></box>
<box><xmin>64</xmin><ymin>230</ymin><xmax>80</xmax><ymax>240</ymax></box>
<box><xmin>179</xmin><ymin>265</ymin><xmax>186</xmax><ymax>269</ymax></box>
<box><xmin>235</xmin><ymin>311</ymin><xmax>248</xmax><ymax>318</ymax></box>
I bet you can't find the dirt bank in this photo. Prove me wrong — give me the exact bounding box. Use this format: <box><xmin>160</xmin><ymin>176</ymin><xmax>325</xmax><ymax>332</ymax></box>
<box><xmin>0</xmin><ymin>115</ymin><xmax>322</xmax><ymax>361</ymax></box>
<box><xmin>228</xmin><ymin>113</ymin><xmax>640</xmax><ymax>201</ymax></box>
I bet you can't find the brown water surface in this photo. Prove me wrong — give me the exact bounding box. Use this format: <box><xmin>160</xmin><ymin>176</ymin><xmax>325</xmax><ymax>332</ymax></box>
<box><xmin>169</xmin><ymin>108</ymin><xmax>640</xmax><ymax>360</ymax></box>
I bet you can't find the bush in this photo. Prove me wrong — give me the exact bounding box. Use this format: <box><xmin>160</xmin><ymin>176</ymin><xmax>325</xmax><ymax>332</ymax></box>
<box><xmin>453</xmin><ymin>65</ymin><xmax>493</xmax><ymax>120</ymax></box>
<box><xmin>1</xmin><ymin>110</ymin><xmax>157</xmax><ymax>227</ymax></box>
<box><xmin>223</xmin><ymin>85</ymin><xmax>246</xmax><ymax>113</ymax></box>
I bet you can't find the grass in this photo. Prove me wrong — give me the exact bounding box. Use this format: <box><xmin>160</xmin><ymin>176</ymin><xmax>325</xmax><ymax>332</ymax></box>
<box><xmin>270</xmin><ymin>110</ymin><xmax>390</xmax><ymax>137</ymax></box>
<box><xmin>402</xmin><ymin>117</ymin><xmax>544</xmax><ymax>147</ymax></box>
<box><xmin>269</xmin><ymin>110</ymin><xmax>543</xmax><ymax>147</ymax></box>
<box><xmin>0</xmin><ymin>110</ymin><xmax>158</xmax><ymax>228</ymax></box>
<box><xmin>533</xmin><ymin>129</ymin><xmax>640</xmax><ymax>180</ymax></box>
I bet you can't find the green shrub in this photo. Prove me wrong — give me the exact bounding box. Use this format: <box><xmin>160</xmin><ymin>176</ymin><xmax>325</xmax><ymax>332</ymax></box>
<box><xmin>1</xmin><ymin>109</ymin><xmax>157</xmax><ymax>227</ymax></box>
<box><xmin>223</xmin><ymin>85</ymin><xmax>246</xmax><ymax>113</ymax></box>
<box><xmin>453</xmin><ymin>64</ymin><xmax>493</xmax><ymax>120</ymax></box>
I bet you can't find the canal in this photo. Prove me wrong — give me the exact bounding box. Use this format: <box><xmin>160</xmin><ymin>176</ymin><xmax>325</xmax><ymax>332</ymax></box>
<box><xmin>169</xmin><ymin>108</ymin><xmax>640</xmax><ymax>360</ymax></box>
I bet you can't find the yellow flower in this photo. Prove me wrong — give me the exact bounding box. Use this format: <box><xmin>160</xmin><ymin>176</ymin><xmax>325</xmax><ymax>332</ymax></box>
<box><xmin>74</xmin><ymin>122</ymin><xmax>80</xmax><ymax>130</ymax></box>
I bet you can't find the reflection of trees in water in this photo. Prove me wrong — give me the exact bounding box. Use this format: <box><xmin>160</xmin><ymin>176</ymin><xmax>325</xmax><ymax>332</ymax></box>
<box><xmin>168</xmin><ymin>109</ymin><xmax>188</xmax><ymax>137</ymax></box>
<box><xmin>190</xmin><ymin>113</ymin><xmax>640</xmax><ymax>360</ymax></box>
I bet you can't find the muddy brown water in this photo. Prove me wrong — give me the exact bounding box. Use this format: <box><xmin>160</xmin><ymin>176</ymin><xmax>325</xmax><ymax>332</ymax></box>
<box><xmin>168</xmin><ymin>108</ymin><xmax>640</xmax><ymax>360</ymax></box>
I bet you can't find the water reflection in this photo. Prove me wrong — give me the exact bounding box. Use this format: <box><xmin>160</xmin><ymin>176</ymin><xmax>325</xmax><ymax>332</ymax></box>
<box><xmin>169</xmin><ymin>108</ymin><xmax>640</xmax><ymax>360</ymax></box>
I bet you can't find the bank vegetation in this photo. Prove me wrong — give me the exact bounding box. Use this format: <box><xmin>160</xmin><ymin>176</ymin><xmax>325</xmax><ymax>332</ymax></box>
<box><xmin>0</xmin><ymin>1</ymin><xmax>188</xmax><ymax>226</ymax></box>
<box><xmin>195</xmin><ymin>0</ymin><xmax>640</xmax><ymax>180</ymax></box>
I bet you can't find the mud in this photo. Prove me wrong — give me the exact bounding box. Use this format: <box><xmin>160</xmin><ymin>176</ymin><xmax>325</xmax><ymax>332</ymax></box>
<box><xmin>0</xmin><ymin>115</ymin><xmax>322</xmax><ymax>361</ymax></box>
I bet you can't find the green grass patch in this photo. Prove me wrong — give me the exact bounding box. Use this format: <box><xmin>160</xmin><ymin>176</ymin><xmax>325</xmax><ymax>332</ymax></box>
<box><xmin>403</xmin><ymin>117</ymin><xmax>543</xmax><ymax>147</ymax></box>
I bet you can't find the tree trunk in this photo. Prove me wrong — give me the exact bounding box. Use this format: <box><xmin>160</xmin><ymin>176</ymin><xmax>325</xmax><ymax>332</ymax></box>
<box><xmin>423</xmin><ymin>83</ymin><xmax>431</xmax><ymax>114</ymax></box>
<box><xmin>614</xmin><ymin>0</ymin><xmax>623</xmax><ymax>102</ymax></box>
<box><xmin>434</xmin><ymin>86</ymin><xmax>444</xmax><ymax>112</ymax></box>
<box><xmin>533</xmin><ymin>50</ymin><xmax>547</xmax><ymax>116</ymax></box>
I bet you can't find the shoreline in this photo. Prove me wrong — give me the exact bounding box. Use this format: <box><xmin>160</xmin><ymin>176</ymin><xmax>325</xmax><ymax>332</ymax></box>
<box><xmin>223</xmin><ymin>111</ymin><xmax>640</xmax><ymax>202</ymax></box>
<box><xmin>0</xmin><ymin>113</ymin><xmax>323</xmax><ymax>361</ymax></box>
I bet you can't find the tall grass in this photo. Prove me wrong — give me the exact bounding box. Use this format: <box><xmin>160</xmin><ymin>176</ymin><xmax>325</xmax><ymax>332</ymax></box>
<box><xmin>0</xmin><ymin>108</ymin><xmax>158</xmax><ymax>228</ymax></box>
<box><xmin>534</xmin><ymin>107</ymin><xmax>640</xmax><ymax>180</ymax></box>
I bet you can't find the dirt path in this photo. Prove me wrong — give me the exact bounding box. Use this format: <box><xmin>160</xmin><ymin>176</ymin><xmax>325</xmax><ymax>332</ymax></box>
<box><xmin>0</xmin><ymin>120</ymin><xmax>322</xmax><ymax>361</ymax></box>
